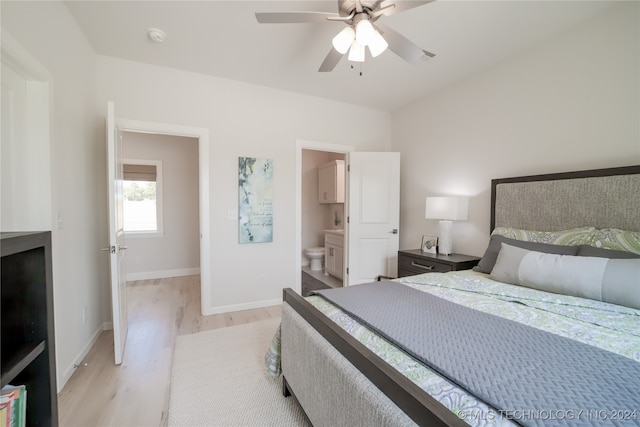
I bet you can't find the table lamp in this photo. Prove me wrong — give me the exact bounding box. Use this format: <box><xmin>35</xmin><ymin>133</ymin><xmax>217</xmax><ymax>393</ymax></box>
<box><xmin>425</xmin><ymin>196</ymin><xmax>469</xmax><ymax>255</ymax></box>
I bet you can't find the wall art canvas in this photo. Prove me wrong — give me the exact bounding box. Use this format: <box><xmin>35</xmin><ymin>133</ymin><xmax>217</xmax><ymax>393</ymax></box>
<box><xmin>238</xmin><ymin>157</ymin><xmax>273</xmax><ymax>243</ymax></box>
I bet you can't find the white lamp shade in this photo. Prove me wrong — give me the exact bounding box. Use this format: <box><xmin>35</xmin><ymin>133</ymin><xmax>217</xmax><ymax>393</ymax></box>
<box><xmin>368</xmin><ymin>30</ymin><xmax>388</xmax><ymax>57</ymax></box>
<box><xmin>332</xmin><ymin>27</ymin><xmax>355</xmax><ymax>54</ymax></box>
<box><xmin>355</xmin><ymin>18</ymin><xmax>375</xmax><ymax>46</ymax></box>
<box><xmin>348</xmin><ymin>40</ymin><xmax>365</xmax><ymax>62</ymax></box>
<box><xmin>425</xmin><ymin>197</ymin><xmax>469</xmax><ymax>221</ymax></box>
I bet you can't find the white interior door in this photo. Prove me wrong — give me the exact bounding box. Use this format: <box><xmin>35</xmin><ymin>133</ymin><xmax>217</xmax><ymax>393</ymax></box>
<box><xmin>106</xmin><ymin>101</ymin><xmax>128</xmax><ymax>364</ymax></box>
<box><xmin>347</xmin><ymin>152</ymin><xmax>400</xmax><ymax>285</ymax></box>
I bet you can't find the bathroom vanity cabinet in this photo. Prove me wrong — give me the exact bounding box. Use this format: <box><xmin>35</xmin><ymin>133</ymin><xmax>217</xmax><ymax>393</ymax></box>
<box><xmin>318</xmin><ymin>160</ymin><xmax>345</xmax><ymax>204</ymax></box>
<box><xmin>324</xmin><ymin>230</ymin><xmax>344</xmax><ymax>280</ymax></box>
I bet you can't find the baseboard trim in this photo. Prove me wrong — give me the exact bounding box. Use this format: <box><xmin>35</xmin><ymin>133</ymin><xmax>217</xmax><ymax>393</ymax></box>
<box><xmin>57</xmin><ymin>325</ymin><xmax>103</xmax><ymax>393</ymax></box>
<box><xmin>126</xmin><ymin>267</ymin><xmax>200</xmax><ymax>282</ymax></box>
<box><xmin>202</xmin><ymin>297</ymin><xmax>282</xmax><ymax>316</ymax></box>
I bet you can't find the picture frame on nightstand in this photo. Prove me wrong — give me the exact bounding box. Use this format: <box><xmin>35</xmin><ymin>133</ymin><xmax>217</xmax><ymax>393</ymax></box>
<box><xmin>421</xmin><ymin>235</ymin><xmax>438</xmax><ymax>254</ymax></box>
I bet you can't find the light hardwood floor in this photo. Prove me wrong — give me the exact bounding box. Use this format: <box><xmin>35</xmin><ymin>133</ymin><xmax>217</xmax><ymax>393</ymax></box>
<box><xmin>57</xmin><ymin>275</ymin><xmax>282</xmax><ymax>426</ymax></box>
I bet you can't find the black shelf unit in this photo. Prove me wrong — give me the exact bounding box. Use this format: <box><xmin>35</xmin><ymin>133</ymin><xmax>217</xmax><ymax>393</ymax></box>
<box><xmin>1</xmin><ymin>231</ymin><xmax>58</xmax><ymax>426</ymax></box>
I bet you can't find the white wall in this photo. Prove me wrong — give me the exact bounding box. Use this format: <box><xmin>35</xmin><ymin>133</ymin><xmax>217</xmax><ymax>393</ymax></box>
<box><xmin>96</xmin><ymin>56</ymin><xmax>391</xmax><ymax>314</ymax></box>
<box><xmin>1</xmin><ymin>2</ymin><xmax>104</xmax><ymax>391</ymax></box>
<box><xmin>122</xmin><ymin>132</ymin><xmax>200</xmax><ymax>280</ymax></box>
<box><xmin>393</xmin><ymin>2</ymin><xmax>640</xmax><ymax>257</ymax></box>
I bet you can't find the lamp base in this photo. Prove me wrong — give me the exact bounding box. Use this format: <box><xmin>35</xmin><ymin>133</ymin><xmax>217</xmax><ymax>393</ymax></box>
<box><xmin>438</xmin><ymin>220</ymin><xmax>453</xmax><ymax>255</ymax></box>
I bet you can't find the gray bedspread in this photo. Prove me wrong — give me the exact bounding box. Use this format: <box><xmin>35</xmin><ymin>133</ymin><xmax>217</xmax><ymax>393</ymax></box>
<box><xmin>313</xmin><ymin>281</ymin><xmax>640</xmax><ymax>426</ymax></box>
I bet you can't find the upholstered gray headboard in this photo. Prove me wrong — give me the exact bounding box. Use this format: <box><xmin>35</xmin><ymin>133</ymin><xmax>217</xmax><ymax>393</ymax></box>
<box><xmin>490</xmin><ymin>165</ymin><xmax>640</xmax><ymax>232</ymax></box>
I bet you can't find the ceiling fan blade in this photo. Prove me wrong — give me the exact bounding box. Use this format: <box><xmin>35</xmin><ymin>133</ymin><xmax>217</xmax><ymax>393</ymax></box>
<box><xmin>376</xmin><ymin>23</ymin><xmax>435</xmax><ymax>63</ymax></box>
<box><xmin>255</xmin><ymin>11</ymin><xmax>340</xmax><ymax>24</ymax></box>
<box><xmin>318</xmin><ymin>47</ymin><xmax>344</xmax><ymax>72</ymax></box>
<box><xmin>369</xmin><ymin>3</ymin><xmax>397</xmax><ymax>20</ymax></box>
<box><xmin>378</xmin><ymin>0</ymin><xmax>434</xmax><ymax>17</ymax></box>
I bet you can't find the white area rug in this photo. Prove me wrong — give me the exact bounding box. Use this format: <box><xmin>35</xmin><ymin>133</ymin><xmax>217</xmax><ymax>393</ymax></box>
<box><xmin>168</xmin><ymin>318</ymin><xmax>309</xmax><ymax>426</ymax></box>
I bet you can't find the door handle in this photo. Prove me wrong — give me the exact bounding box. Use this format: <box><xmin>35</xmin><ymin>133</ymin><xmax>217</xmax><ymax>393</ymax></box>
<box><xmin>411</xmin><ymin>262</ymin><xmax>434</xmax><ymax>271</ymax></box>
<box><xmin>389</xmin><ymin>229</ymin><xmax>398</xmax><ymax>234</ymax></box>
<box><xmin>101</xmin><ymin>245</ymin><xmax>126</xmax><ymax>253</ymax></box>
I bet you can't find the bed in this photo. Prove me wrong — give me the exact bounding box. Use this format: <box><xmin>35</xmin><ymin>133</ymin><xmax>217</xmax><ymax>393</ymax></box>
<box><xmin>270</xmin><ymin>165</ymin><xmax>640</xmax><ymax>426</ymax></box>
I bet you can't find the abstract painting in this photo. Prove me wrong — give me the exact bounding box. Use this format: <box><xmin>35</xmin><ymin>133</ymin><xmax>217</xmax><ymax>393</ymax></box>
<box><xmin>238</xmin><ymin>157</ymin><xmax>273</xmax><ymax>243</ymax></box>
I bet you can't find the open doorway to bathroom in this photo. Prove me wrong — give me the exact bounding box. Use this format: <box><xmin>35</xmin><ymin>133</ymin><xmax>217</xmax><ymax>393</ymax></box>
<box><xmin>301</xmin><ymin>149</ymin><xmax>346</xmax><ymax>296</ymax></box>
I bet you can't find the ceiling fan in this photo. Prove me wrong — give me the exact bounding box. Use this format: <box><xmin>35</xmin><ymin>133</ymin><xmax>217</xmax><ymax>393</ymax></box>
<box><xmin>255</xmin><ymin>0</ymin><xmax>435</xmax><ymax>72</ymax></box>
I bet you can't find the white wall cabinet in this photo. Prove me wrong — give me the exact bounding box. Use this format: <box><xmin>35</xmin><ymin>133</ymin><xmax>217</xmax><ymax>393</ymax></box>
<box><xmin>325</xmin><ymin>230</ymin><xmax>344</xmax><ymax>280</ymax></box>
<box><xmin>318</xmin><ymin>160</ymin><xmax>345</xmax><ymax>204</ymax></box>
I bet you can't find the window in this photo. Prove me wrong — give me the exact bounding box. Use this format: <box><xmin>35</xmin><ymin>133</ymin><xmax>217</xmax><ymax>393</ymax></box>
<box><xmin>123</xmin><ymin>160</ymin><xmax>163</xmax><ymax>236</ymax></box>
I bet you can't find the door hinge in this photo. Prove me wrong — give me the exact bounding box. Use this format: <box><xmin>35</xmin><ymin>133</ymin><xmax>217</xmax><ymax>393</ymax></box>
<box><xmin>347</xmin><ymin>164</ymin><xmax>350</xmax><ymax>172</ymax></box>
<box><xmin>347</xmin><ymin>216</ymin><xmax>350</xmax><ymax>223</ymax></box>
<box><xmin>346</xmin><ymin>267</ymin><xmax>349</xmax><ymax>275</ymax></box>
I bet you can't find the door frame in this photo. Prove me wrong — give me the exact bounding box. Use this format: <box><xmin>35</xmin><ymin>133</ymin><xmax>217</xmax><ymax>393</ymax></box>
<box><xmin>1</xmin><ymin>31</ymin><xmax>52</xmax><ymax>232</ymax></box>
<box><xmin>295</xmin><ymin>139</ymin><xmax>353</xmax><ymax>293</ymax></box>
<box><xmin>118</xmin><ymin>119</ymin><xmax>211</xmax><ymax>315</ymax></box>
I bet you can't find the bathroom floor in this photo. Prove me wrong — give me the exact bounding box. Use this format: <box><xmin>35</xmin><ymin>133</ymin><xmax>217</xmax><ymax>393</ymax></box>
<box><xmin>301</xmin><ymin>266</ymin><xmax>342</xmax><ymax>297</ymax></box>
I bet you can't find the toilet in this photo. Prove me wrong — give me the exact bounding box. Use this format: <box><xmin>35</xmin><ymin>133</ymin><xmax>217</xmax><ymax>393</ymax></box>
<box><xmin>305</xmin><ymin>247</ymin><xmax>325</xmax><ymax>271</ymax></box>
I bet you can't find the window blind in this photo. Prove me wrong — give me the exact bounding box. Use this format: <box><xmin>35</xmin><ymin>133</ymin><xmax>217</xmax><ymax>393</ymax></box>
<box><xmin>123</xmin><ymin>164</ymin><xmax>156</xmax><ymax>182</ymax></box>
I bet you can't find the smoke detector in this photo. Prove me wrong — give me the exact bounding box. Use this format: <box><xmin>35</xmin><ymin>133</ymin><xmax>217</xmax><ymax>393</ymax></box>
<box><xmin>148</xmin><ymin>28</ymin><xmax>166</xmax><ymax>43</ymax></box>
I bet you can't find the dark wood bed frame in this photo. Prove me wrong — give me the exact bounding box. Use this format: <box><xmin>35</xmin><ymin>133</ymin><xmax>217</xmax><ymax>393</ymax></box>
<box><xmin>282</xmin><ymin>164</ymin><xmax>640</xmax><ymax>427</ymax></box>
<box><xmin>282</xmin><ymin>288</ymin><xmax>464</xmax><ymax>426</ymax></box>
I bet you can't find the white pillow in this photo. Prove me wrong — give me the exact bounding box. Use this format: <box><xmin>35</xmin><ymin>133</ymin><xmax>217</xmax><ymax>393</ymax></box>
<box><xmin>490</xmin><ymin>243</ymin><xmax>640</xmax><ymax>310</ymax></box>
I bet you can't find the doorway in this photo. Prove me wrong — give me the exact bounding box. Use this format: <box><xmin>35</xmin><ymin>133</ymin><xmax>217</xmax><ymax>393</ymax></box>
<box><xmin>296</xmin><ymin>142</ymin><xmax>401</xmax><ymax>294</ymax></box>
<box><xmin>295</xmin><ymin>139</ymin><xmax>353</xmax><ymax>294</ymax></box>
<box><xmin>1</xmin><ymin>38</ymin><xmax>52</xmax><ymax>232</ymax></box>
<box><xmin>121</xmin><ymin>131</ymin><xmax>200</xmax><ymax>282</ymax></box>
<box><xmin>301</xmin><ymin>149</ymin><xmax>345</xmax><ymax>295</ymax></box>
<box><xmin>117</xmin><ymin>118</ymin><xmax>212</xmax><ymax>315</ymax></box>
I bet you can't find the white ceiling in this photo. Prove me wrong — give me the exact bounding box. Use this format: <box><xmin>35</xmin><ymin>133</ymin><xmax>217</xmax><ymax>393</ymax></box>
<box><xmin>65</xmin><ymin>0</ymin><xmax>616</xmax><ymax>112</ymax></box>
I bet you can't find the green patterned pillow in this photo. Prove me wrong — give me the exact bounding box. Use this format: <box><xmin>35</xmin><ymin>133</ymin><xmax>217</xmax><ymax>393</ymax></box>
<box><xmin>491</xmin><ymin>226</ymin><xmax>596</xmax><ymax>246</ymax></box>
<box><xmin>592</xmin><ymin>228</ymin><xmax>640</xmax><ymax>255</ymax></box>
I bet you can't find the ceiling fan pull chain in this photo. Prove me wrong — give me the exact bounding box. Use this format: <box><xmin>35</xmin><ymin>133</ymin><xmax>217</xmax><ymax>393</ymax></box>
<box><xmin>350</xmin><ymin>63</ymin><xmax>364</xmax><ymax>77</ymax></box>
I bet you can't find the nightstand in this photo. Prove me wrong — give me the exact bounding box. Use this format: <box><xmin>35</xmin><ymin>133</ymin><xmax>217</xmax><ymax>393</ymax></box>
<box><xmin>398</xmin><ymin>250</ymin><xmax>480</xmax><ymax>278</ymax></box>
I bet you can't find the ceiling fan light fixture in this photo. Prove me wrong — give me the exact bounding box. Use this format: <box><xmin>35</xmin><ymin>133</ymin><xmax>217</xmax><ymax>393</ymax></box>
<box><xmin>368</xmin><ymin>30</ymin><xmax>388</xmax><ymax>57</ymax></box>
<box><xmin>348</xmin><ymin>40</ymin><xmax>365</xmax><ymax>62</ymax></box>
<box><xmin>332</xmin><ymin>27</ymin><xmax>355</xmax><ymax>54</ymax></box>
<box><xmin>355</xmin><ymin>17</ymin><xmax>375</xmax><ymax>46</ymax></box>
<box><xmin>255</xmin><ymin>1</ymin><xmax>433</xmax><ymax>73</ymax></box>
